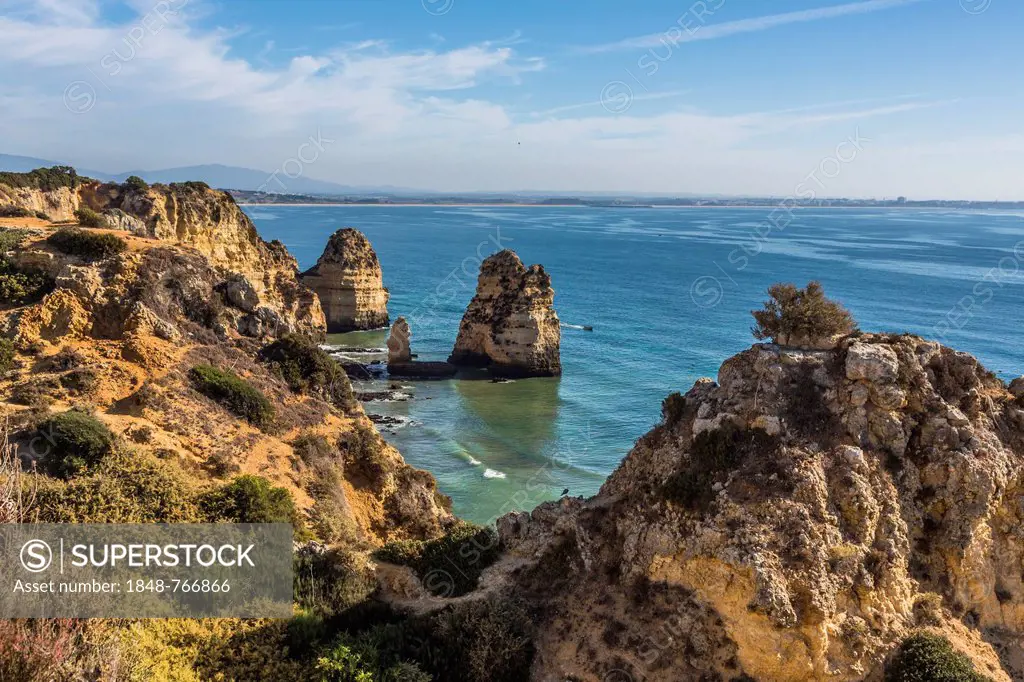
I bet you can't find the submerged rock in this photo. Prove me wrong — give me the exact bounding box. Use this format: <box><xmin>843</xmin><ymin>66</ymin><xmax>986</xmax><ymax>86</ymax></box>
<box><xmin>301</xmin><ymin>228</ymin><xmax>389</xmax><ymax>332</ymax></box>
<box><xmin>448</xmin><ymin>249</ymin><xmax>561</xmax><ymax>377</ymax></box>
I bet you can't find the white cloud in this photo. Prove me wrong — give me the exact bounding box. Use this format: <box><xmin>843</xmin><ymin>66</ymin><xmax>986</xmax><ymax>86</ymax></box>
<box><xmin>581</xmin><ymin>0</ymin><xmax>923</xmax><ymax>53</ymax></box>
<box><xmin>0</xmin><ymin>0</ymin><xmax>1016</xmax><ymax>200</ymax></box>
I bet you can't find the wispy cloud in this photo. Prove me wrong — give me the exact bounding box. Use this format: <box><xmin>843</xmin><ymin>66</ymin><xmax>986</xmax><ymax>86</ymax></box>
<box><xmin>532</xmin><ymin>89</ymin><xmax>691</xmax><ymax>117</ymax></box>
<box><xmin>581</xmin><ymin>0</ymin><xmax>923</xmax><ymax>53</ymax></box>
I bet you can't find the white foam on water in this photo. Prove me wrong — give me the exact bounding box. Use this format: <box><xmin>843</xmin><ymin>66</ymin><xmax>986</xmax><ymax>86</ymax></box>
<box><xmin>483</xmin><ymin>468</ymin><xmax>507</xmax><ymax>479</ymax></box>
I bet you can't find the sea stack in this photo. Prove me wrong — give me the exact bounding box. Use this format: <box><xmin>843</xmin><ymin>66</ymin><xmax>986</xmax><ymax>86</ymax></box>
<box><xmin>387</xmin><ymin>317</ymin><xmax>412</xmax><ymax>364</ymax></box>
<box><xmin>301</xmin><ymin>228</ymin><xmax>389</xmax><ymax>332</ymax></box>
<box><xmin>448</xmin><ymin>249</ymin><xmax>561</xmax><ymax>377</ymax></box>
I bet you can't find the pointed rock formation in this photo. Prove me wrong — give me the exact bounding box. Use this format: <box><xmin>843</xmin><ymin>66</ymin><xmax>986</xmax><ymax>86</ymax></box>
<box><xmin>387</xmin><ymin>316</ymin><xmax>412</xmax><ymax>364</ymax></box>
<box><xmin>300</xmin><ymin>228</ymin><xmax>389</xmax><ymax>332</ymax></box>
<box><xmin>448</xmin><ymin>249</ymin><xmax>560</xmax><ymax>377</ymax></box>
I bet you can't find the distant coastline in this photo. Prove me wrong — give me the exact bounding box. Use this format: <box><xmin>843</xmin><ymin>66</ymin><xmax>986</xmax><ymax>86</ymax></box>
<box><xmin>238</xmin><ymin>202</ymin><xmax>1023</xmax><ymax>210</ymax></box>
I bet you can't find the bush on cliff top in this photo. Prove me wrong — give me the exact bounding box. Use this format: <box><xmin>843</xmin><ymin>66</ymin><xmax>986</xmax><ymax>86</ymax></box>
<box><xmin>0</xmin><ymin>166</ymin><xmax>85</xmax><ymax>191</ymax></box>
<box><xmin>122</xmin><ymin>175</ymin><xmax>149</xmax><ymax>192</ymax></box>
<box><xmin>258</xmin><ymin>334</ymin><xmax>356</xmax><ymax>411</ymax></box>
<box><xmin>35</xmin><ymin>409</ymin><xmax>116</xmax><ymax>479</ymax></box>
<box><xmin>47</xmin><ymin>227</ymin><xmax>126</xmax><ymax>260</ymax></box>
<box><xmin>884</xmin><ymin>633</ymin><xmax>989</xmax><ymax>682</ymax></box>
<box><xmin>751</xmin><ymin>281</ymin><xmax>855</xmax><ymax>344</ymax></box>
<box><xmin>189</xmin><ymin>364</ymin><xmax>275</xmax><ymax>429</ymax></box>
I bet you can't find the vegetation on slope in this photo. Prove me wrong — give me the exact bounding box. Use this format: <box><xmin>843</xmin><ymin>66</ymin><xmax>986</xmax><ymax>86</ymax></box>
<box><xmin>47</xmin><ymin>227</ymin><xmax>126</xmax><ymax>260</ymax></box>
<box><xmin>259</xmin><ymin>334</ymin><xmax>356</xmax><ymax>410</ymax></box>
<box><xmin>885</xmin><ymin>633</ymin><xmax>990</xmax><ymax>682</ymax></box>
<box><xmin>189</xmin><ymin>364</ymin><xmax>275</xmax><ymax>430</ymax></box>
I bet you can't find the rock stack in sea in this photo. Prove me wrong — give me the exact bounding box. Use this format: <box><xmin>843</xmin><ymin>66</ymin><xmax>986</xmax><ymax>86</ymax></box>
<box><xmin>387</xmin><ymin>316</ymin><xmax>412</xmax><ymax>364</ymax></box>
<box><xmin>448</xmin><ymin>249</ymin><xmax>560</xmax><ymax>377</ymax></box>
<box><xmin>300</xmin><ymin>228</ymin><xmax>389</xmax><ymax>332</ymax></box>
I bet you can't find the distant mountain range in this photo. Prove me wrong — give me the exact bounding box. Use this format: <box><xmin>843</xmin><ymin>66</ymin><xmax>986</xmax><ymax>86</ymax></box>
<box><xmin>0</xmin><ymin>154</ymin><xmax>418</xmax><ymax>197</ymax></box>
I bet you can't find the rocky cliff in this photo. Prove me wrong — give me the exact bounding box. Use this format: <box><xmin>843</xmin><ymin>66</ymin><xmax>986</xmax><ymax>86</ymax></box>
<box><xmin>1</xmin><ymin>178</ymin><xmax>326</xmax><ymax>337</ymax></box>
<box><xmin>448</xmin><ymin>249</ymin><xmax>561</xmax><ymax>377</ymax></box>
<box><xmin>494</xmin><ymin>333</ymin><xmax>1021</xmax><ymax>681</ymax></box>
<box><xmin>0</xmin><ymin>198</ymin><xmax>451</xmax><ymax>546</ymax></box>
<box><xmin>300</xmin><ymin>228</ymin><xmax>389</xmax><ymax>333</ymax></box>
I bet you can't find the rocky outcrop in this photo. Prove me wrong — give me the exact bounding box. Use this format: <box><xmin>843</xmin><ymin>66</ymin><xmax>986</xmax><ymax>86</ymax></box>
<box><xmin>2</xmin><ymin>180</ymin><xmax>326</xmax><ymax>338</ymax></box>
<box><xmin>301</xmin><ymin>228</ymin><xmax>389</xmax><ymax>332</ymax></box>
<box><xmin>496</xmin><ymin>334</ymin><xmax>1021</xmax><ymax>681</ymax></box>
<box><xmin>387</xmin><ymin>317</ymin><xmax>411</xmax><ymax>364</ymax></box>
<box><xmin>448</xmin><ymin>250</ymin><xmax>560</xmax><ymax>377</ymax></box>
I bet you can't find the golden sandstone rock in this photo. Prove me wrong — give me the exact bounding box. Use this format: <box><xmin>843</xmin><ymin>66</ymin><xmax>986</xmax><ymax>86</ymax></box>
<box><xmin>449</xmin><ymin>249</ymin><xmax>561</xmax><ymax>377</ymax></box>
<box><xmin>301</xmin><ymin>228</ymin><xmax>390</xmax><ymax>332</ymax></box>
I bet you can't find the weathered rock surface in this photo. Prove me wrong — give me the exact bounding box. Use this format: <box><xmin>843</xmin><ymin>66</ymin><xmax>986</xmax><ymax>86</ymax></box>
<box><xmin>495</xmin><ymin>334</ymin><xmax>1021</xmax><ymax>681</ymax></box>
<box><xmin>301</xmin><ymin>228</ymin><xmax>389</xmax><ymax>332</ymax></box>
<box><xmin>387</xmin><ymin>316</ymin><xmax>411</xmax><ymax>364</ymax></box>
<box><xmin>448</xmin><ymin>249</ymin><xmax>560</xmax><ymax>377</ymax></box>
<box><xmin>0</xmin><ymin>208</ymin><xmax>452</xmax><ymax>547</ymax></box>
<box><xmin>3</xmin><ymin>180</ymin><xmax>326</xmax><ymax>338</ymax></box>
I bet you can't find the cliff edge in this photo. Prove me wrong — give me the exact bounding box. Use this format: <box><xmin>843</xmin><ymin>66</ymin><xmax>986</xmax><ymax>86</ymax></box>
<box><xmin>495</xmin><ymin>333</ymin><xmax>1022</xmax><ymax>681</ymax></box>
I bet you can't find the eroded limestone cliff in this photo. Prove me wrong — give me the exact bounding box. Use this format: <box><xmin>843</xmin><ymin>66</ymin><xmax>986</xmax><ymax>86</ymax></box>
<box><xmin>0</xmin><ymin>213</ymin><xmax>450</xmax><ymax>546</ymax></box>
<box><xmin>2</xmin><ymin>179</ymin><xmax>325</xmax><ymax>337</ymax></box>
<box><xmin>448</xmin><ymin>249</ymin><xmax>560</xmax><ymax>377</ymax></box>
<box><xmin>494</xmin><ymin>333</ymin><xmax>1022</xmax><ymax>681</ymax></box>
<box><xmin>300</xmin><ymin>228</ymin><xmax>390</xmax><ymax>332</ymax></box>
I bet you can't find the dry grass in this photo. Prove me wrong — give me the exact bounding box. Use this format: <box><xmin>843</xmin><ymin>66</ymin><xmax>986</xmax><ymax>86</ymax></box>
<box><xmin>0</xmin><ymin>423</ymin><xmax>35</xmax><ymax>523</ymax></box>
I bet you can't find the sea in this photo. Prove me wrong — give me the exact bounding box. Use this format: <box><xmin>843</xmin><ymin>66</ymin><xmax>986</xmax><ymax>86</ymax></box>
<box><xmin>244</xmin><ymin>205</ymin><xmax>1024</xmax><ymax>524</ymax></box>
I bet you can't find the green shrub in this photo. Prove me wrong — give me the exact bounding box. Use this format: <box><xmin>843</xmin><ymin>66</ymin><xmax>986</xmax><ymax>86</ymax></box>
<box><xmin>294</xmin><ymin>547</ymin><xmax>375</xmax><ymax>617</ymax></box>
<box><xmin>0</xmin><ymin>338</ymin><xmax>15</xmax><ymax>373</ymax></box>
<box><xmin>0</xmin><ymin>260</ymin><xmax>54</xmax><ymax>305</ymax></box>
<box><xmin>751</xmin><ymin>281</ymin><xmax>856</xmax><ymax>344</ymax></box>
<box><xmin>123</xmin><ymin>175</ymin><xmax>149</xmax><ymax>192</ymax></box>
<box><xmin>315</xmin><ymin>642</ymin><xmax>375</xmax><ymax>681</ymax></box>
<box><xmin>352</xmin><ymin>598</ymin><xmax>533</xmax><ymax>682</ymax></box>
<box><xmin>35</xmin><ymin>409</ymin><xmax>116</xmax><ymax>478</ymax></box>
<box><xmin>339</xmin><ymin>422</ymin><xmax>389</xmax><ymax>485</ymax></box>
<box><xmin>47</xmin><ymin>227</ymin><xmax>126</xmax><ymax>260</ymax></box>
<box><xmin>0</xmin><ymin>205</ymin><xmax>32</xmax><ymax>218</ymax></box>
<box><xmin>259</xmin><ymin>335</ymin><xmax>356</xmax><ymax>410</ymax></box>
<box><xmin>201</xmin><ymin>474</ymin><xmax>299</xmax><ymax>524</ymax></box>
<box><xmin>662</xmin><ymin>423</ymin><xmax>778</xmax><ymax>512</ymax></box>
<box><xmin>189</xmin><ymin>364</ymin><xmax>275</xmax><ymax>429</ymax></box>
<box><xmin>375</xmin><ymin>523</ymin><xmax>501</xmax><ymax>598</ymax></box>
<box><xmin>170</xmin><ymin>181</ymin><xmax>211</xmax><ymax>194</ymax></box>
<box><xmin>884</xmin><ymin>633</ymin><xmax>989</xmax><ymax>682</ymax></box>
<box><xmin>34</xmin><ymin>211</ymin><xmax>50</xmax><ymax>221</ymax></box>
<box><xmin>73</xmin><ymin>207</ymin><xmax>108</xmax><ymax>228</ymax></box>
<box><xmin>0</xmin><ymin>228</ymin><xmax>30</xmax><ymax>251</ymax></box>
<box><xmin>0</xmin><ymin>166</ymin><xmax>85</xmax><ymax>191</ymax></box>
<box><xmin>35</xmin><ymin>450</ymin><xmax>202</xmax><ymax>522</ymax></box>
<box><xmin>286</xmin><ymin>610</ymin><xmax>330</xmax><ymax>659</ymax></box>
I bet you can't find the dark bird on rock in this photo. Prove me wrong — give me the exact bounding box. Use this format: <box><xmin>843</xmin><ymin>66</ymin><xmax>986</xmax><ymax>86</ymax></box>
<box><xmin>561</xmin><ymin>488</ymin><xmax>570</xmax><ymax>496</ymax></box>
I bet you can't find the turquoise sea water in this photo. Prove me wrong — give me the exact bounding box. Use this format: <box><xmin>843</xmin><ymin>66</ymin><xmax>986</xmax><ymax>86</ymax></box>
<box><xmin>245</xmin><ymin>206</ymin><xmax>1024</xmax><ymax>524</ymax></box>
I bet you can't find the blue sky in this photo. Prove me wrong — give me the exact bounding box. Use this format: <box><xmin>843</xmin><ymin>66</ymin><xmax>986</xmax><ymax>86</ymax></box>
<box><xmin>1</xmin><ymin>0</ymin><xmax>1021</xmax><ymax>197</ymax></box>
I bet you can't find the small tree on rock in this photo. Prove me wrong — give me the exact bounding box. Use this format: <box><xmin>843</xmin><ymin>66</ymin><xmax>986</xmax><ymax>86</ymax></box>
<box><xmin>751</xmin><ymin>281</ymin><xmax>855</xmax><ymax>346</ymax></box>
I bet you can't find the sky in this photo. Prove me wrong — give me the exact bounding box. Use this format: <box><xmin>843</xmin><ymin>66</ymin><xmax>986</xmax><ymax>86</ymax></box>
<box><xmin>0</xmin><ymin>0</ymin><xmax>1022</xmax><ymax>198</ymax></box>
